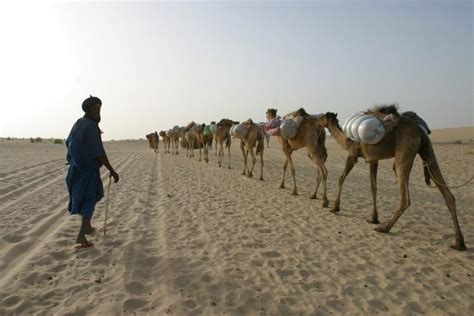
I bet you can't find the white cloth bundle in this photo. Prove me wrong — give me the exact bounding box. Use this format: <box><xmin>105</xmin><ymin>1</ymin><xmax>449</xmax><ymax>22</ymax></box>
<box><xmin>230</xmin><ymin>123</ymin><xmax>248</xmax><ymax>138</ymax></box>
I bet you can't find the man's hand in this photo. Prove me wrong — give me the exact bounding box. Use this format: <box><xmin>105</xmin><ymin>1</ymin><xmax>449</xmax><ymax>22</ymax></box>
<box><xmin>110</xmin><ymin>170</ymin><xmax>120</xmax><ymax>183</ymax></box>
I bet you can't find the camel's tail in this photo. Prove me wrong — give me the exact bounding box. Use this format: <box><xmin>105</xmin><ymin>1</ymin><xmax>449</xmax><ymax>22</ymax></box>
<box><xmin>418</xmin><ymin>133</ymin><xmax>432</xmax><ymax>186</ymax></box>
<box><xmin>311</xmin><ymin>119</ymin><xmax>328</xmax><ymax>163</ymax></box>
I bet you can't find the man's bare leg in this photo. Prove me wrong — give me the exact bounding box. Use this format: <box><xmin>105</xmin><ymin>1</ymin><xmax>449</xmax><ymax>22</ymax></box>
<box><xmin>76</xmin><ymin>216</ymin><xmax>90</xmax><ymax>244</ymax></box>
<box><xmin>85</xmin><ymin>217</ymin><xmax>96</xmax><ymax>235</ymax></box>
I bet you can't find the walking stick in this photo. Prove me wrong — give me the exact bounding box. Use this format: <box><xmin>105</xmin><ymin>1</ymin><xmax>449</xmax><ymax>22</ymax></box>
<box><xmin>104</xmin><ymin>175</ymin><xmax>112</xmax><ymax>236</ymax></box>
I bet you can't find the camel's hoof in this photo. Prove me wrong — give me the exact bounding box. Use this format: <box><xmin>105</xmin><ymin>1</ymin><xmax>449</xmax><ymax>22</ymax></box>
<box><xmin>248</xmin><ymin>173</ymin><xmax>253</xmax><ymax>178</ymax></box>
<box><xmin>451</xmin><ymin>242</ymin><xmax>467</xmax><ymax>251</ymax></box>
<box><xmin>322</xmin><ymin>200</ymin><xmax>329</xmax><ymax>208</ymax></box>
<box><xmin>279</xmin><ymin>184</ymin><xmax>285</xmax><ymax>189</ymax></box>
<box><xmin>291</xmin><ymin>191</ymin><xmax>298</xmax><ymax>196</ymax></box>
<box><xmin>330</xmin><ymin>206</ymin><xmax>340</xmax><ymax>213</ymax></box>
<box><xmin>367</xmin><ymin>218</ymin><xmax>380</xmax><ymax>224</ymax></box>
<box><xmin>260</xmin><ymin>177</ymin><xmax>264</xmax><ymax>181</ymax></box>
<box><xmin>242</xmin><ymin>172</ymin><xmax>246</xmax><ymax>175</ymax></box>
<box><xmin>310</xmin><ymin>194</ymin><xmax>317</xmax><ymax>200</ymax></box>
<box><xmin>375</xmin><ymin>225</ymin><xmax>390</xmax><ymax>233</ymax></box>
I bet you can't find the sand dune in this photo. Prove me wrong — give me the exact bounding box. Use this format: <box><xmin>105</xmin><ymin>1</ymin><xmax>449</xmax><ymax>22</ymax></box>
<box><xmin>0</xmin><ymin>131</ymin><xmax>473</xmax><ymax>315</ymax></box>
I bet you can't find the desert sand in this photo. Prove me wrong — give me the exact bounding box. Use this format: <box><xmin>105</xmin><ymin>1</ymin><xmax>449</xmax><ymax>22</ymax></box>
<box><xmin>0</xmin><ymin>128</ymin><xmax>473</xmax><ymax>315</ymax></box>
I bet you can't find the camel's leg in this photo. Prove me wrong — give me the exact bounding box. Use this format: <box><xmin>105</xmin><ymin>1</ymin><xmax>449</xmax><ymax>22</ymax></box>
<box><xmin>217</xmin><ymin>143</ymin><xmax>223</xmax><ymax>167</ymax></box>
<box><xmin>331</xmin><ymin>157</ymin><xmax>357</xmax><ymax>213</ymax></box>
<box><xmin>259</xmin><ymin>148</ymin><xmax>264</xmax><ymax>181</ymax></box>
<box><xmin>220</xmin><ymin>143</ymin><xmax>224</xmax><ymax>167</ymax></box>
<box><xmin>310</xmin><ymin>168</ymin><xmax>321</xmax><ymax>199</ymax></box>
<box><xmin>279</xmin><ymin>159</ymin><xmax>288</xmax><ymax>189</ymax></box>
<box><xmin>307</xmin><ymin>151</ymin><xmax>323</xmax><ymax>200</ymax></box>
<box><xmin>288</xmin><ymin>155</ymin><xmax>297</xmax><ymax>195</ymax></box>
<box><xmin>248</xmin><ymin>145</ymin><xmax>257</xmax><ymax>178</ymax></box>
<box><xmin>204</xmin><ymin>141</ymin><xmax>209</xmax><ymax>163</ymax></box>
<box><xmin>376</xmin><ymin>157</ymin><xmax>414</xmax><ymax>233</ymax></box>
<box><xmin>280</xmin><ymin>148</ymin><xmax>297</xmax><ymax>195</ymax></box>
<box><xmin>227</xmin><ymin>141</ymin><xmax>231</xmax><ymax>169</ymax></box>
<box><xmin>425</xmin><ymin>158</ymin><xmax>466</xmax><ymax>250</ymax></box>
<box><xmin>198</xmin><ymin>142</ymin><xmax>202</xmax><ymax>162</ymax></box>
<box><xmin>312</xmin><ymin>154</ymin><xmax>329</xmax><ymax>207</ymax></box>
<box><xmin>240</xmin><ymin>140</ymin><xmax>247</xmax><ymax>175</ymax></box>
<box><xmin>368</xmin><ymin>161</ymin><xmax>380</xmax><ymax>224</ymax></box>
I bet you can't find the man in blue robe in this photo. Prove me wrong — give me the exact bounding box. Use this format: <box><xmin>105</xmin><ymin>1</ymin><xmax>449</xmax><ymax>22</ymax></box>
<box><xmin>66</xmin><ymin>96</ymin><xmax>119</xmax><ymax>248</ymax></box>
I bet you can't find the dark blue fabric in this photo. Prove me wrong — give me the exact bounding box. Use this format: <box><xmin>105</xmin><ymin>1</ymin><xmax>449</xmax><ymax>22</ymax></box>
<box><xmin>65</xmin><ymin>117</ymin><xmax>106</xmax><ymax>218</ymax></box>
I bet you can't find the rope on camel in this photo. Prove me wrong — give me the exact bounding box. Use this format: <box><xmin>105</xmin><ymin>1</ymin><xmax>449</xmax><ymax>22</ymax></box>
<box><xmin>423</xmin><ymin>160</ymin><xmax>473</xmax><ymax>189</ymax></box>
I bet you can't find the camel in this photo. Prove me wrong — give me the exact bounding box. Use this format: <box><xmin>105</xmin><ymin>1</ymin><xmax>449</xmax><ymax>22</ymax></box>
<box><xmin>178</xmin><ymin>126</ymin><xmax>188</xmax><ymax>154</ymax></box>
<box><xmin>321</xmin><ymin>107</ymin><xmax>466</xmax><ymax>250</ymax></box>
<box><xmin>190</xmin><ymin>123</ymin><xmax>211</xmax><ymax>163</ymax></box>
<box><xmin>235</xmin><ymin>120</ymin><xmax>265</xmax><ymax>180</ymax></box>
<box><xmin>272</xmin><ymin>108</ymin><xmax>329</xmax><ymax>207</ymax></box>
<box><xmin>184</xmin><ymin>122</ymin><xmax>197</xmax><ymax>158</ymax></box>
<box><xmin>213</xmin><ymin>119</ymin><xmax>238</xmax><ymax>168</ymax></box>
<box><xmin>145</xmin><ymin>132</ymin><xmax>159</xmax><ymax>152</ymax></box>
<box><xmin>159</xmin><ymin>131</ymin><xmax>170</xmax><ymax>153</ymax></box>
<box><xmin>168</xmin><ymin>127</ymin><xmax>183</xmax><ymax>155</ymax></box>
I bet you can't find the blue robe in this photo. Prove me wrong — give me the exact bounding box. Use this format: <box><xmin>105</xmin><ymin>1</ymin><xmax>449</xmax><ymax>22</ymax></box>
<box><xmin>65</xmin><ymin>117</ymin><xmax>105</xmax><ymax>218</ymax></box>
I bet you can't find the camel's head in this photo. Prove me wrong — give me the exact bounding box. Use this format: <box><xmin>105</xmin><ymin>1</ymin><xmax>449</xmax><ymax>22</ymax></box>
<box><xmin>324</xmin><ymin>112</ymin><xmax>339</xmax><ymax>127</ymax></box>
<box><xmin>296</xmin><ymin>108</ymin><xmax>309</xmax><ymax>117</ymax></box>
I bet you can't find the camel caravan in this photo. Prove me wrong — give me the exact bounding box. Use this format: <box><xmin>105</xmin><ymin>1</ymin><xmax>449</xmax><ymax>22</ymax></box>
<box><xmin>146</xmin><ymin>105</ymin><xmax>467</xmax><ymax>251</ymax></box>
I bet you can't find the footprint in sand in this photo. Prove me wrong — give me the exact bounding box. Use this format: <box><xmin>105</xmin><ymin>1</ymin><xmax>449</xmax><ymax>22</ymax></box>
<box><xmin>262</xmin><ymin>251</ymin><xmax>281</xmax><ymax>258</ymax></box>
<box><xmin>125</xmin><ymin>281</ymin><xmax>147</xmax><ymax>295</ymax></box>
<box><xmin>2</xmin><ymin>295</ymin><xmax>22</xmax><ymax>308</ymax></box>
<box><xmin>181</xmin><ymin>299</ymin><xmax>197</xmax><ymax>309</ymax></box>
<box><xmin>122</xmin><ymin>298</ymin><xmax>148</xmax><ymax>311</ymax></box>
<box><xmin>3</xmin><ymin>234</ymin><xmax>25</xmax><ymax>243</ymax></box>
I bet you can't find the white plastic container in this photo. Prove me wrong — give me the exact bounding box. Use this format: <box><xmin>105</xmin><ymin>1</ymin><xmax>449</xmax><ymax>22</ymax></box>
<box><xmin>342</xmin><ymin>113</ymin><xmax>385</xmax><ymax>144</ymax></box>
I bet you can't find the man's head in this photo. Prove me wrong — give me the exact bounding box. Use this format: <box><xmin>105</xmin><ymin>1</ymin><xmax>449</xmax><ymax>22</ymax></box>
<box><xmin>266</xmin><ymin>108</ymin><xmax>277</xmax><ymax>119</ymax></box>
<box><xmin>82</xmin><ymin>95</ymin><xmax>102</xmax><ymax>122</ymax></box>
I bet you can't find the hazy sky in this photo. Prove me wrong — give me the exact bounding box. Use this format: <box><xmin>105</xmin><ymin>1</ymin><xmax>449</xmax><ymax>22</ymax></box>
<box><xmin>0</xmin><ymin>0</ymin><xmax>472</xmax><ymax>140</ymax></box>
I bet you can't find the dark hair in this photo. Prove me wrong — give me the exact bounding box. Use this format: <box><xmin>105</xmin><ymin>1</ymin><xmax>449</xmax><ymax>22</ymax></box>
<box><xmin>266</xmin><ymin>108</ymin><xmax>277</xmax><ymax>116</ymax></box>
<box><xmin>82</xmin><ymin>95</ymin><xmax>102</xmax><ymax>113</ymax></box>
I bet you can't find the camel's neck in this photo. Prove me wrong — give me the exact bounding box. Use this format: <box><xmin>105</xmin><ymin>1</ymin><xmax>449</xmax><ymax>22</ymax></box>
<box><xmin>327</xmin><ymin>120</ymin><xmax>349</xmax><ymax>150</ymax></box>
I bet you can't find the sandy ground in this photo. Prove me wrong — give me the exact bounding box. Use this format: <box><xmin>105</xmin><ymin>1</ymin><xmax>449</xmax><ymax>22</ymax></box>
<box><xmin>429</xmin><ymin>126</ymin><xmax>474</xmax><ymax>144</ymax></box>
<box><xmin>0</xmin><ymin>129</ymin><xmax>473</xmax><ymax>315</ymax></box>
